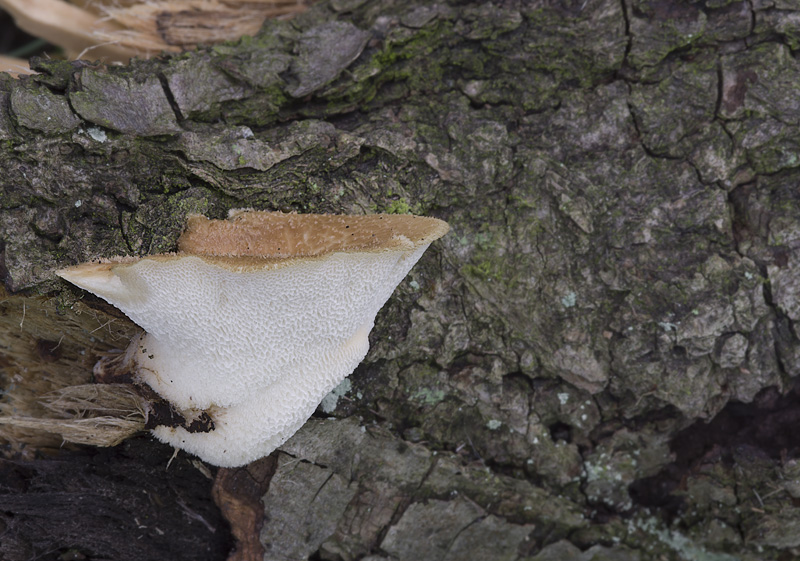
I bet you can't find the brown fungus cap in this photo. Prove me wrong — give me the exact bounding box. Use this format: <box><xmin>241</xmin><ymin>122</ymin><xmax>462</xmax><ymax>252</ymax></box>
<box><xmin>59</xmin><ymin>211</ymin><xmax>449</xmax><ymax>280</ymax></box>
<box><xmin>179</xmin><ymin>211</ymin><xmax>450</xmax><ymax>259</ymax></box>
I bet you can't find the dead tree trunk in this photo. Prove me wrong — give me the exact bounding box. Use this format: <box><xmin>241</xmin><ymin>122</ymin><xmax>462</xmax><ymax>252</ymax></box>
<box><xmin>2</xmin><ymin>1</ymin><xmax>800</xmax><ymax>560</ymax></box>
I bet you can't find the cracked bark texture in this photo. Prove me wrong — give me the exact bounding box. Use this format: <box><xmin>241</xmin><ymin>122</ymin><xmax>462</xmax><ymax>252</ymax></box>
<box><xmin>1</xmin><ymin>0</ymin><xmax>800</xmax><ymax>560</ymax></box>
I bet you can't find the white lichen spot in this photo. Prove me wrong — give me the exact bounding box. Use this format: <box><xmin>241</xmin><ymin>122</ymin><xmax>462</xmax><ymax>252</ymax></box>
<box><xmin>74</xmin><ymin>199</ymin><xmax>82</xmax><ymax>208</ymax></box>
<box><xmin>87</xmin><ymin>127</ymin><xmax>107</xmax><ymax>142</ymax></box>
<box><xmin>486</xmin><ymin>419</ymin><xmax>502</xmax><ymax>430</ymax></box>
<box><xmin>409</xmin><ymin>280</ymin><xmax>420</xmax><ymax>291</ymax></box>
<box><xmin>557</xmin><ymin>392</ymin><xmax>570</xmax><ymax>405</ymax></box>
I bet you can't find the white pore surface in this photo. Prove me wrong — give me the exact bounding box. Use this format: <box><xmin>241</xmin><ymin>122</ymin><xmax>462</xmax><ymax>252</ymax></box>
<box><xmin>66</xmin><ymin>245</ymin><xmax>431</xmax><ymax>466</ymax></box>
<box><xmin>151</xmin><ymin>323</ymin><xmax>371</xmax><ymax>466</ymax></box>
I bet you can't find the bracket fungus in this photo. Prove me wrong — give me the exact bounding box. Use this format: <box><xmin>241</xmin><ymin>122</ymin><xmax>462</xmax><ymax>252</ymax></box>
<box><xmin>56</xmin><ymin>210</ymin><xmax>448</xmax><ymax>467</ymax></box>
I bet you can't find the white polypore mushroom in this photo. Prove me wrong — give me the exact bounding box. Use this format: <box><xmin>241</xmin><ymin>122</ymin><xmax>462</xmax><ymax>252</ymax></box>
<box><xmin>56</xmin><ymin>210</ymin><xmax>449</xmax><ymax>467</ymax></box>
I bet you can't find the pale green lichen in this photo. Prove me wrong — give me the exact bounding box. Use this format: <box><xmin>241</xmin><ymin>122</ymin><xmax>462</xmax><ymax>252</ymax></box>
<box><xmin>628</xmin><ymin>516</ymin><xmax>740</xmax><ymax>561</ymax></box>
<box><xmin>412</xmin><ymin>388</ymin><xmax>446</xmax><ymax>406</ymax></box>
<box><xmin>86</xmin><ymin>127</ymin><xmax>108</xmax><ymax>142</ymax></box>
<box><xmin>320</xmin><ymin>378</ymin><xmax>353</xmax><ymax>414</ymax></box>
<box><xmin>560</xmin><ymin>292</ymin><xmax>577</xmax><ymax>308</ymax></box>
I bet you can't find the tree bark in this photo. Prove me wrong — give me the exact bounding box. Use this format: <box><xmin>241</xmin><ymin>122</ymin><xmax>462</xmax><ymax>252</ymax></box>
<box><xmin>2</xmin><ymin>0</ymin><xmax>799</xmax><ymax>560</ymax></box>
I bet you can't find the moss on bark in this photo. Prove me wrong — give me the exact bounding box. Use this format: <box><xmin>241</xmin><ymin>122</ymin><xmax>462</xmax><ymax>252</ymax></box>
<box><xmin>3</xmin><ymin>0</ymin><xmax>800</xmax><ymax>560</ymax></box>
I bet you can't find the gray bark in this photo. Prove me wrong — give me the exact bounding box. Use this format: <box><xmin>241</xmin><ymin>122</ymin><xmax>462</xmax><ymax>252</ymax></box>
<box><xmin>1</xmin><ymin>0</ymin><xmax>799</xmax><ymax>560</ymax></box>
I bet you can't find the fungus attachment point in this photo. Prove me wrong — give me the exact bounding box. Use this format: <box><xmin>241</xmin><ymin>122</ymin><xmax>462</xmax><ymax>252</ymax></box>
<box><xmin>57</xmin><ymin>211</ymin><xmax>449</xmax><ymax>467</ymax></box>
